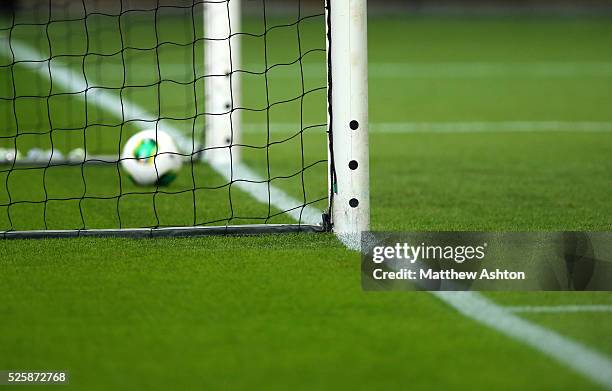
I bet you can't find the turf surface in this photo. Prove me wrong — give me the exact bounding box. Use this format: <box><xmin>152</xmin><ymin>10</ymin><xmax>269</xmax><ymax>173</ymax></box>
<box><xmin>0</xmin><ymin>235</ymin><xmax>598</xmax><ymax>390</ymax></box>
<box><xmin>1</xmin><ymin>11</ymin><xmax>612</xmax><ymax>391</ymax></box>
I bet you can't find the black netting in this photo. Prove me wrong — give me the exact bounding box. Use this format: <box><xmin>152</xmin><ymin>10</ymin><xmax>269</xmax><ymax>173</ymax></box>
<box><xmin>0</xmin><ymin>0</ymin><xmax>328</xmax><ymax>236</ymax></box>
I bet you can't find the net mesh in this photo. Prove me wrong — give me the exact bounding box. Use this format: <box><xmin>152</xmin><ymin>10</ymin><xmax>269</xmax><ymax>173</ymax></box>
<box><xmin>0</xmin><ymin>0</ymin><xmax>328</xmax><ymax>235</ymax></box>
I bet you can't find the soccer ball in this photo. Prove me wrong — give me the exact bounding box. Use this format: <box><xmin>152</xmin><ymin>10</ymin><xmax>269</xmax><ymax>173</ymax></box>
<box><xmin>120</xmin><ymin>129</ymin><xmax>182</xmax><ymax>186</ymax></box>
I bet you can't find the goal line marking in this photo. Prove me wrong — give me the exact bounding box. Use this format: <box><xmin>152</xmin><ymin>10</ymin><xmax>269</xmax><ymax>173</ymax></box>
<box><xmin>3</xmin><ymin>41</ymin><xmax>197</xmax><ymax>153</ymax></box>
<box><xmin>243</xmin><ymin>121</ymin><xmax>612</xmax><ymax>134</ymax></box>
<box><xmin>6</xmin><ymin>40</ymin><xmax>612</xmax><ymax>389</ymax></box>
<box><xmin>67</xmin><ymin>61</ymin><xmax>612</xmax><ymax>78</ymax></box>
<box><xmin>507</xmin><ymin>305</ymin><xmax>612</xmax><ymax>313</ymax></box>
<box><xmin>366</xmin><ymin>121</ymin><xmax>612</xmax><ymax>133</ymax></box>
<box><xmin>364</xmin><ymin>61</ymin><xmax>612</xmax><ymax>78</ymax></box>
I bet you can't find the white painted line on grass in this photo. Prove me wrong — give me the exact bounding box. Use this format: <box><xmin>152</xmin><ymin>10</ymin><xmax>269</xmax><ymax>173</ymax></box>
<box><xmin>4</xmin><ymin>41</ymin><xmax>194</xmax><ymax>153</ymax></box>
<box><xmin>243</xmin><ymin>121</ymin><xmax>612</xmax><ymax>134</ymax></box>
<box><xmin>4</xmin><ymin>40</ymin><xmax>324</xmax><ymax>227</ymax></box>
<box><xmin>80</xmin><ymin>61</ymin><xmax>612</xmax><ymax>78</ymax></box>
<box><xmin>508</xmin><ymin>305</ymin><xmax>612</xmax><ymax>314</ymax></box>
<box><xmin>253</xmin><ymin>61</ymin><xmax>612</xmax><ymax>78</ymax></box>
<box><xmin>364</xmin><ymin>62</ymin><xmax>612</xmax><ymax>78</ymax></box>
<box><xmin>434</xmin><ymin>291</ymin><xmax>612</xmax><ymax>390</ymax></box>
<box><xmin>247</xmin><ymin>61</ymin><xmax>612</xmax><ymax>79</ymax></box>
<box><xmin>209</xmin><ymin>162</ymin><xmax>322</xmax><ymax>226</ymax></box>
<box><xmin>367</xmin><ymin>121</ymin><xmax>612</xmax><ymax>133</ymax></box>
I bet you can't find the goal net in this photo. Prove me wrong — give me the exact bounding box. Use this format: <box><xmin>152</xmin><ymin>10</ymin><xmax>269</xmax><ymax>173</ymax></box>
<box><xmin>0</xmin><ymin>0</ymin><xmax>368</xmax><ymax>239</ymax></box>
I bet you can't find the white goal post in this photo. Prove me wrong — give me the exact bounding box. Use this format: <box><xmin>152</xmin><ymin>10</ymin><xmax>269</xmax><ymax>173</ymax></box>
<box><xmin>203</xmin><ymin>0</ymin><xmax>241</xmax><ymax>166</ymax></box>
<box><xmin>202</xmin><ymin>0</ymin><xmax>370</xmax><ymax>237</ymax></box>
<box><xmin>326</xmin><ymin>0</ymin><xmax>370</xmax><ymax>236</ymax></box>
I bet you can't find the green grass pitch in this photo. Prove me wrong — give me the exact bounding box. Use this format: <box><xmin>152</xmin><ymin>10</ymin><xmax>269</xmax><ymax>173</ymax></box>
<box><xmin>1</xmin><ymin>13</ymin><xmax>612</xmax><ymax>390</ymax></box>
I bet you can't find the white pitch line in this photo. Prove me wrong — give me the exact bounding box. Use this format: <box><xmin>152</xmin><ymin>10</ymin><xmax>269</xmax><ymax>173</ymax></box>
<box><xmin>241</xmin><ymin>62</ymin><xmax>612</xmax><ymax>78</ymax></box>
<box><xmin>367</xmin><ymin>121</ymin><xmax>612</xmax><ymax>133</ymax></box>
<box><xmin>69</xmin><ymin>61</ymin><xmax>612</xmax><ymax>78</ymax></box>
<box><xmin>6</xmin><ymin>40</ymin><xmax>612</xmax><ymax>389</ymax></box>
<box><xmin>4</xmin><ymin>41</ymin><xmax>194</xmax><ymax>153</ymax></box>
<box><xmin>242</xmin><ymin>121</ymin><xmax>612</xmax><ymax>134</ymax></box>
<box><xmin>508</xmin><ymin>305</ymin><xmax>612</xmax><ymax>314</ymax></box>
<box><xmin>434</xmin><ymin>292</ymin><xmax>612</xmax><ymax>390</ymax></box>
<box><xmin>3</xmin><ymin>40</ymin><xmax>323</xmax><ymax>226</ymax></box>
<box><xmin>209</xmin><ymin>162</ymin><xmax>322</xmax><ymax>226</ymax></box>
<box><xmin>364</xmin><ymin>62</ymin><xmax>612</xmax><ymax>78</ymax></box>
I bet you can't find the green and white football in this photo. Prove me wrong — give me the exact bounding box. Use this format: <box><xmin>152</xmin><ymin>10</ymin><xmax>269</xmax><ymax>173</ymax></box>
<box><xmin>120</xmin><ymin>129</ymin><xmax>182</xmax><ymax>186</ymax></box>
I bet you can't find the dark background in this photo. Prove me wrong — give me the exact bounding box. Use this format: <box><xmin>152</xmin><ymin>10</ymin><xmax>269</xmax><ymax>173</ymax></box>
<box><xmin>4</xmin><ymin>0</ymin><xmax>612</xmax><ymax>15</ymax></box>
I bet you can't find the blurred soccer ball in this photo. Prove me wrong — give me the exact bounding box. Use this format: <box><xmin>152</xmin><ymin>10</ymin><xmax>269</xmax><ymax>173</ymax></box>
<box><xmin>120</xmin><ymin>129</ymin><xmax>182</xmax><ymax>186</ymax></box>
